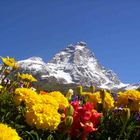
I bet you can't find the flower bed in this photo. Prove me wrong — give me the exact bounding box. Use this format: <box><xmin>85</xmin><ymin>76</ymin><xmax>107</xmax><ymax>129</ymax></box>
<box><xmin>0</xmin><ymin>57</ymin><xmax>140</xmax><ymax>140</ymax></box>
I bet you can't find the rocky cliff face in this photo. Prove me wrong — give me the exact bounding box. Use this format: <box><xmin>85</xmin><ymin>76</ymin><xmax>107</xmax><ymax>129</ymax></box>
<box><xmin>18</xmin><ymin>42</ymin><xmax>128</xmax><ymax>89</ymax></box>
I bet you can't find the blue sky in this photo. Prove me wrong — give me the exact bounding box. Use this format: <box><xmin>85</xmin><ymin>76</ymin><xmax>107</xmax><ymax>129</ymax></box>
<box><xmin>0</xmin><ymin>0</ymin><xmax>140</xmax><ymax>83</ymax></box>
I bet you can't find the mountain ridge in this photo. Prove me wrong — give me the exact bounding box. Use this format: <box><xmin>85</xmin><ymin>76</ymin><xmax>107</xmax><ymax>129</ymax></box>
<box><xmin>18</xmin><ymin>42</ymin><xmax>139</xmax><ymax>90</ymax></box>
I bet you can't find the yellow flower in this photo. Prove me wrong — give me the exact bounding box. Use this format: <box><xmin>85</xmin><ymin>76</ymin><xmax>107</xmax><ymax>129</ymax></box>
<box><xmin>1</xmin><ymin>56</ymin><xmax>19</xmax><ymax>69</ymax></box>
<box><xmin>14</xmin><ymin>88</ymin><xmax>63</xmax><ymax>109</ymax></box>
<box><xmin>0</xmin><ymin>123</ymin><xmax>20</xmax><ymax>140</ymax></box>
<box><xmin>81</xmin><ymin>92</ymin><xmax>92</xmax><ymax>96</ymax></box>
<box><xmin>0</xmin><ymin>85</ymin><xmax>3</xmax><ymax>89</ymax></box>
<box><xmin>14</xmin><ymin>88</ymin><xmax>41</xmax><ymax>107</ymax></box>
<box><xmin>89</xmin><ymin>90</ymin><xmax>114</xmax><ymax>110</ymax></box>
<box><xmin>49</xmin><ymin>91</ymin><xmax>69</xmax><ymax>109</ymax></box>
<box><xmin>40</xmin><ymin>94</ymin><xmax>59</xmax><ymax>110</ymax></box>
<box><xmin>116</xmin><ymin>90</ymin><xmax>140</xmax><ymax>111</ymax></box>
<box><xmin>25</xmin><ymin>104</ymin><xmax>61</xmax><ymax>130</ymax></box>
<box><xmin>17</xmin><ymin>73</ymin><xmax>37</xmax><ymax>82</ymax></box>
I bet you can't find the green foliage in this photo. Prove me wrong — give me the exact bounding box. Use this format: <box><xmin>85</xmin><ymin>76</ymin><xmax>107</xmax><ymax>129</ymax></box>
<box><xmin>91</xmin><ymin>110</ymin><xmax>140</xmax><ymax>140</ymax></box>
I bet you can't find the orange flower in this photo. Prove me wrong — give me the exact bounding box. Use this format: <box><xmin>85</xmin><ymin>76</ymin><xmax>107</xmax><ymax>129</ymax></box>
<box><xmin>40</xmin><ymin>91</ymin><xmax>48</xmax><ymax>95</ymax></box>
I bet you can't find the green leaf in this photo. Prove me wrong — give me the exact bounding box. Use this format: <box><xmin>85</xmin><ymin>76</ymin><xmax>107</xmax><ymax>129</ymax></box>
<box><xmin>30</xmin><ymin>130</ymin><xmax>40</xmax><ymax>140</ymax></box>
<box><xmin>46</xmin><ymin>134</ymin><xmax>55</xmax><ymax>140</ymax></box>
<box><xmin>25</xmin><ymin>131</ymin><xmax>35</xmax><ymax>140</ymax></box>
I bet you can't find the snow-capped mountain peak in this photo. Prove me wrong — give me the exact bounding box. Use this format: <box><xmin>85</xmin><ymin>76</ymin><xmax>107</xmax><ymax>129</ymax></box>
<box><xmin>75</xmin><ymin>41</ymin><xmax>87</xmax><ymax>50</ymax></box>
<box><xmin>45</xmin><ymin>42</ymin><xmax>121</xmax><ymax>88</ymax></box>
<box><xmin>49</xmin><ymin>42</ymin><xmax>95</xmax><ymax>66</ymax></box>
<box><xmin>18</xmin><ymin>42</ymin><xmax>131</xmax><ymax>89</ymax></box>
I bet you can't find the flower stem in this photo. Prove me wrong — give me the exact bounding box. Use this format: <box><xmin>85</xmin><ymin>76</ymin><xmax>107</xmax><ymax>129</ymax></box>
<box><xmin>118</xmin><ymin>119</ymin><xmax>128</xmax><ymax>140</ymax></box>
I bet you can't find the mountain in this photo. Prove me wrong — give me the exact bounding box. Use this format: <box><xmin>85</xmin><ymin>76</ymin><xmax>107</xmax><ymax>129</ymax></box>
<box><xmin>18</xmin><ymin>57</ymin><xmax>48</xmax><ymax>76</ymax></box>
<box><xmin>18</xmin><ymin>42</ymin><xmax>129</xmax><ymax>90</ymax></box>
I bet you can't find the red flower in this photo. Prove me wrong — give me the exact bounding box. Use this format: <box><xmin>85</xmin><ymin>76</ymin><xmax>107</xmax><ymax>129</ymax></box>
<box><xmin>69</xmin><ymin>101</ymin><xmax>102</xmax><ymax>139</ymax></box>
<box><xmin>91</xmin><ymin>111</ymin><xmax>102</xmax><ymax>127</ymax></box>
<box><xmin>82</xmin><ymin>102</ymin><xmax>94</xmax><ymax>111</ymax></box>
<box><xmin>81</xmin><ymin>122</ymin><xmax>97</xmax><ymax>140</ymax></box>
<box><xmin>79</xmin><ymin>102</ymin><xmax>94</xmax><ymax>123</ymax></box>
<box><xmin>71</xmin><ymin>100</ymin><xmax>79</xmax><ymax>111</ymax></box>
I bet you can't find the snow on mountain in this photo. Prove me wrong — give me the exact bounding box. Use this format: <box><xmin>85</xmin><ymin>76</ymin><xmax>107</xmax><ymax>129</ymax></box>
<box><xmin>44</xmin><ymin>42</ymin><xmax>123</xmax><ymax>88</ymax></box>
<box><xmin>122</xmin><ymin>83</ymin><xmax>140</xmax><ymax>90</ymax></box>
<box><xmin>18</xmin><ymin>57</ymin><xmax>48</xmax><ymax>75</ymax></box>
<box><xmin>18</xmin><ymin>42</ymin><xmax>130</xmax><ymax>89</ymax></box>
